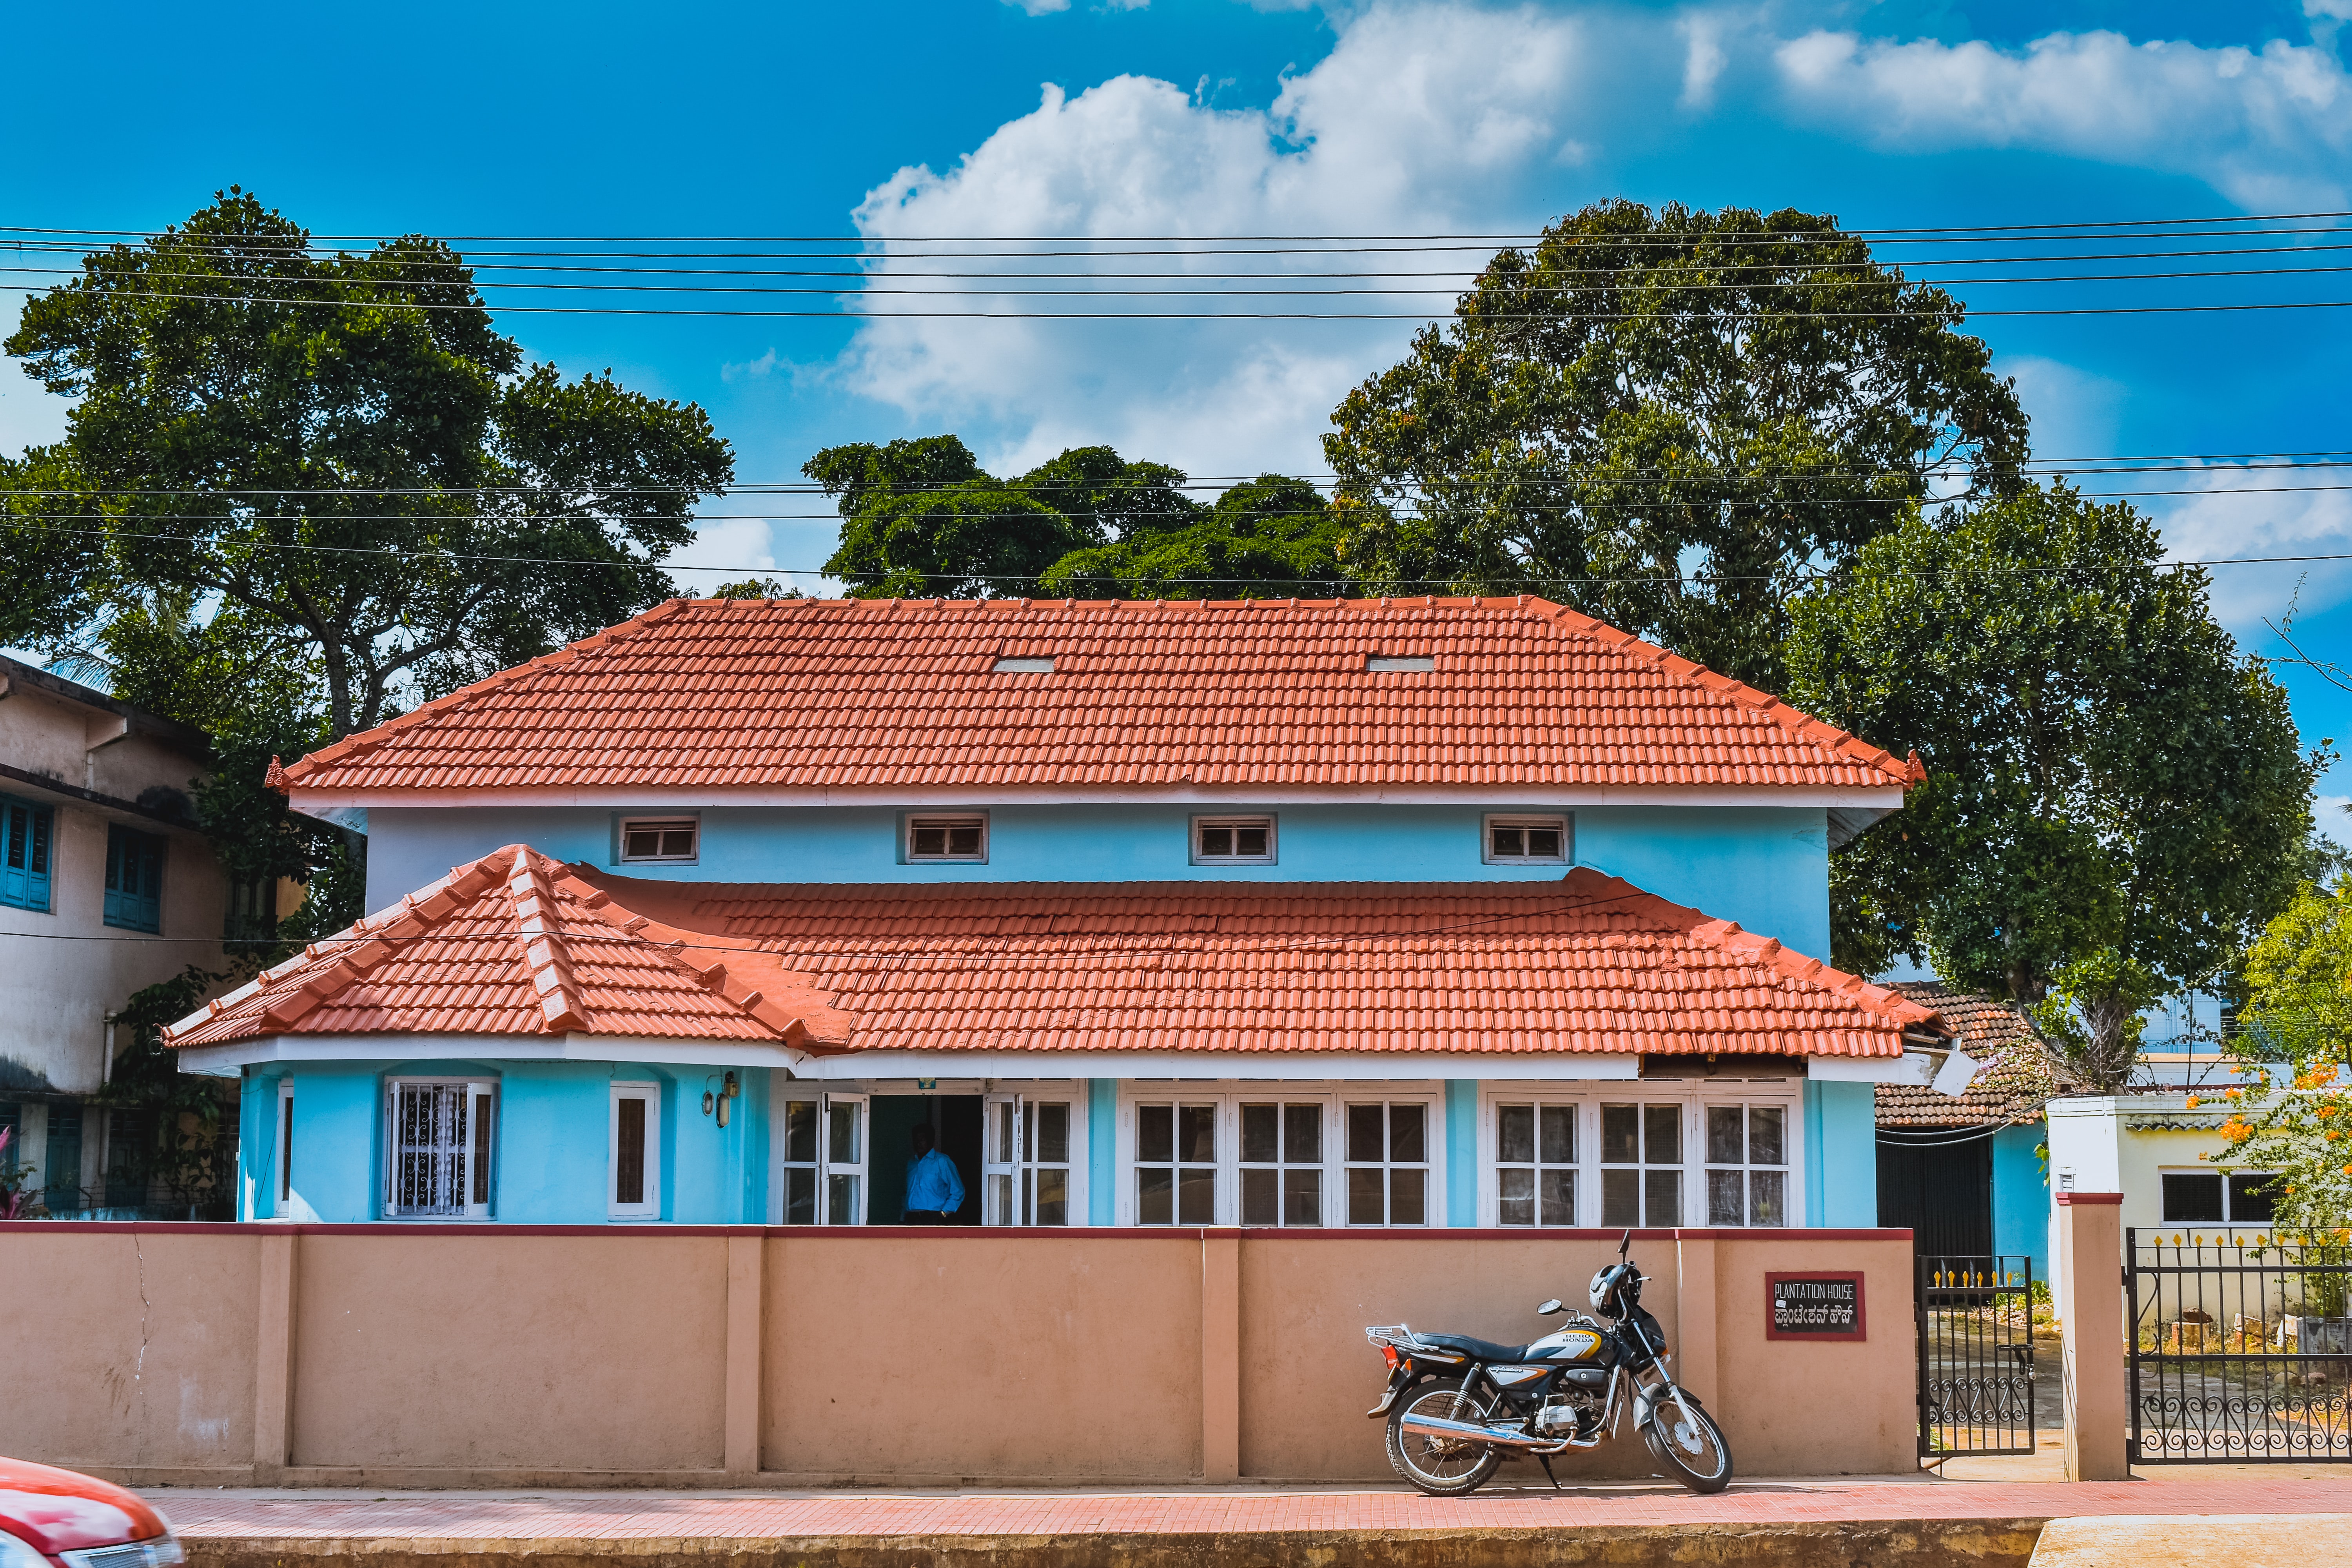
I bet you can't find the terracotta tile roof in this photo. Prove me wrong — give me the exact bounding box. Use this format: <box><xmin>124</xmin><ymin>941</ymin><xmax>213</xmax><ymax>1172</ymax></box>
<box><xmin>567</xmin><ymin>865</ymin><xmax>1941</xmax><ymax>1058</ymax></box>
<box><xmin>269</xmin><ymin>597</ymin><xmax>1924</xmax><ymax>795</ymax></box>
<box><xmin>162</xmin><ymin>846</ymin><xmax>853</xmax><ymax>1051</ymax></box>
<box><xmin>1876</xmin><ymin>981</ymin><xmax>2068</xmax><ymax>1128</ymax></box>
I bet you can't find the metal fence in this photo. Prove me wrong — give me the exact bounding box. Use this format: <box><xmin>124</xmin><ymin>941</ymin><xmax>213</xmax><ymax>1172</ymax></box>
<box><xmin>2126</xmin><ymin>1227</ymin><xmax>2352</xmax><ymax>1463</ymax></box>
<box><xmin>1916</xmin><ymin>1252</ymin><xmax>2037</xmax><ymax>1457</ymax></box>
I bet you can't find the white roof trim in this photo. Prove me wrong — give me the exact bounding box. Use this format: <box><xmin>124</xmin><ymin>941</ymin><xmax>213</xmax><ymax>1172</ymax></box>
<box><xmin>289</xmin><ymin>784</ymin><xmax>1906</xmax><ymax>812</ymax></box>
<box><xmin>174</xmin><ymin>1034</ymin><xmax>813</xmax><ymax>1077</ymax></box>
<box><xmin>789</xmin><ymin>1050</ymin><xmax>1637</xmax><ymax>1082</ymax></box>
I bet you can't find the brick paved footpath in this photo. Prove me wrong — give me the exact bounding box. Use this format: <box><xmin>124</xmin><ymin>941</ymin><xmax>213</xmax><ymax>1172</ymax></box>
<box><xmin>143</xmin><ymin>1472</ymin><xmax>2352</xmax><ymax>1568</ymax></box>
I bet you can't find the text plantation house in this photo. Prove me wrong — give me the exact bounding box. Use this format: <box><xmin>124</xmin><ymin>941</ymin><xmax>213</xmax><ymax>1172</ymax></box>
<box><xmin>164</xmin><ymin>595</ymin><xmax>1958</xmax><ymax>1231</ymax></box>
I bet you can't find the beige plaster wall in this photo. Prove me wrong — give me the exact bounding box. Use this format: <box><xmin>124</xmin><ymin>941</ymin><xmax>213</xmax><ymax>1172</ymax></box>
<box><xmin>0</xmin><ymin>1228</ymin><xmax>259</xmax><ymax>1477</ymax></box>
<box><xmin>1</xmin><ymin>1225</ymin><xmax>1917</xmax><ymax>1486</ymax></box>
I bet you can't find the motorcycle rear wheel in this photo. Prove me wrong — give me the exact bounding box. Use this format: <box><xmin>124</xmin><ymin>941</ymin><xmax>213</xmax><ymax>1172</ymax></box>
<box><xmin>1385</xmin><ymin>1378</ymin><xmax>1505</xmax><ymax>1497</ymax></box>
<box><xmin>1641</xmin><ymin>1386</ymin><xmax>1733</xmax><ymax>1494</ymax></box>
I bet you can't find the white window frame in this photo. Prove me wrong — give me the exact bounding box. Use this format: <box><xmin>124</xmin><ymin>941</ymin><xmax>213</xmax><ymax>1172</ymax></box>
<box><xmin>608</xmin><ymin>1081</ymin><xmax>662</xmax><ymax>1219</ymax></box>
<box><xmin>1341</xmin><ymin>1097</ymin><xmax>1437</xmax><ymax>1227</ymax></box>
<box><xmin>617</xmin><ymin>814</ymin><xmax>701</xmax><ymax>864</ymax></box>
<box><xmin>771</xmin><ymin>1088</ymin><xmax>822</xmax><ymax>1225</ymax></box>
<box><xmin>1191</xmin><ymin>814</ymin><xmax>1278</xmax><ymax>866</ymax></box>
<box><xmin>982</xmin><ymin>1089</ymin><xmax>1084</xmax><ymax>1226</ymax></box>
<box><xmin>274</xmin><ymin>1080</ymin><xmax>296</xmax><ymax>1219</ymax></box>
<box><xmin>2160</xmin><ymin>1165</ymin><xmax>2279</xmax><ymax>1225</ymax></box>
<box><xmin>1115</xmin><ymin>1085</ymin><xmax>1445</xmax><ymax>1227</ymax></box>
<box><xmin>1236</xmin><ymin>1094</ymin><xmax>1335</xmax><ymax>1227</ymax></box>
<box><xmin>382</xmin><ymin>1076</ymin><xmax>497</xmax><ymax>1220</ymax></box>
<box><xmin>1482</xmin><ymin>813</ymin><xmax>1572</xmax><ymax>866</ymax></box>
<box><xmin>821</xmin><ymin>1091</ymin><xmax>869</xmax><ymax>1225</ymax></box>
<box><xmin>1489</xmin><ymin>1096</ymin><xmax>1580</xmax><ymax>1228</ymax></box>
<box><xmin>1699</xmin><ymin>1099</ymin><xmax>1792</xmax><ymax>1228</ymax></box>
<box><xmin>1127</xmin><ymin>1094</ymin><xmax>1226</xmax><ymax>1225</ymax></box>
<box><xmin>1477</xmin><ymin>1087</ymin><xmax>1806</xmax><ymax>1228</ymax></box>
<box><xmin>905</xmin><ymin>813</ymin><xmax>989</xmax><ymax>864</ymax></box>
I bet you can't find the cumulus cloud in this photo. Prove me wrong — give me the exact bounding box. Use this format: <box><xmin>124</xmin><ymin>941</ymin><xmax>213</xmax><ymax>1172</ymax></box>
<box><xmin>1773</xmin><ymin>27</ymin><xmax>2352</xmax><ymax>207</ymax></box>
<box><xmin>2148</xmin><ymin>464</ymin><xmax>2352</xmax><ymax>628</ymax></box>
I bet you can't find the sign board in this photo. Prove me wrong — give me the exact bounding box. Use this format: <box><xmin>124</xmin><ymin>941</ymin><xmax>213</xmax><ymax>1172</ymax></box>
<box><xmin>1765</xmin><ymin>1272</ymin><xmax>1867</xmax><ymax>1341</ymax></box>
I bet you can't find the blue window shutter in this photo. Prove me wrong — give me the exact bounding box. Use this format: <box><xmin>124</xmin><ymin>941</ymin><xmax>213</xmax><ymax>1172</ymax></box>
<box><xmin>0</xmin><ymin>798</ymin><xmax>53</xmax><ymax>913</ymax></box>
<box><xmin>104</xmin><ymin>824</ymin><xmax>163</xmax><ymax>933</ymax></box>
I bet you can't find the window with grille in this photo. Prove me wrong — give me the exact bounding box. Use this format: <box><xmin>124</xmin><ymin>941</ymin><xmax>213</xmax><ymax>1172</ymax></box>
<box><xmin>609</xmin><ymin>1082</ymin><xmax>661</xmax><ymax>1218</ymax></box>
<box><xmin>2162</xmin><ymin>1168</ymin><xmax>2277</xmax><ymax>1223</ymax></box>
<box><xmin>1484</xmin><ymin>813</ymin><xmax>1570</xmax><ymax>865</ymax></box>
<box><xmin>985</xmin><ymin>1096</ymin><xmax>1073</xmax><ymax>1225</ymax></box>
<box><xmin>0</xmin><ymin>796</ymin><xmax>54</xmax><ymax>912</ymax></box>
<box><xmin>385</xmin><ymin>1080</ymin><xmax>495</xmax><ymax>1218</ymax></box>
<box><xmin>1240</xmin><ymin>1102</ymin><xmax>1325</xmax><ymax>1225</ymax></box>
<box><xmin>103</xmin><ymin>824</ymin><xmax>164</xmax><ymax>933</ymax></box>
<box><xmin>1345</xmin><ymin>1102</ymin><xmax>1429</xmax><ymax>1225</ymax></box>
<box><xmin>1600</xmin><ymin>1102</ymin><xmax>1682</xmax><ymax>1227</ymax></box>
<box><xmin>1192</xmin><ymin>816</ymin><xmax>1275</xmax><ymax>864</ymax></box>
<box><xmin>618</xmin><ymin>817</ymin><xmax>699</xmax><ymax>864</ymax></box>
<box><xmin>1495</xmin><ymin>1102</ymin><xmax>1577</xmax><ymax>1225</ymax></box>
<box><xmin>1703</xmin><ymin>1103</ymin><xmax>1788</xmax><ymax>1226</ymax></box>
<box><xmin>906</xmin><ymin>814</ymin><xmax>987</xmax><ymax>862</ymax></box>
<box><xmin>1136</xmin><ymin>1102</ymin><xmax>1218</xmax><ymax>1224</ymax></box>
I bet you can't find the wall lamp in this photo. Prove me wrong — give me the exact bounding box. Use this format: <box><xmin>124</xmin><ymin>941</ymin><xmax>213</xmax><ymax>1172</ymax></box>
<box><xmin>701</xmin><ymin>1070</ymin><xmax>740</xmax><ymax>1127</ymax></box>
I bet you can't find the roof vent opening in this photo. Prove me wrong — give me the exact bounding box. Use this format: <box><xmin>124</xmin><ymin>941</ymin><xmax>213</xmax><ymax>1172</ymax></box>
<box><xmin>1365</xmin><ymin>654</ymin><xmax>1435</xmax><ymax>673</ymax></box>
<box><xmin>993</xmin><ymin>656</ymin><xmax>1055</xmax><ymax>673</ymax></box>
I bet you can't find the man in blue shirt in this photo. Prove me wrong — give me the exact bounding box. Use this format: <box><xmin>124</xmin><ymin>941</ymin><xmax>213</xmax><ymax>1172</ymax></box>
<box><xmin>903</xmin><ymin>1123</ymin><xmax>965</xmax><ymax>1223</ymax></box>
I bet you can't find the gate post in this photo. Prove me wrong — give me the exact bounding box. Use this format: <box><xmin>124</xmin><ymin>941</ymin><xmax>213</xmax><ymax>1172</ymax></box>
<box><xmin>2056</xmin><ymin>1192</ymin><xmax>2129</xmax><ymax>1481</ymax></box>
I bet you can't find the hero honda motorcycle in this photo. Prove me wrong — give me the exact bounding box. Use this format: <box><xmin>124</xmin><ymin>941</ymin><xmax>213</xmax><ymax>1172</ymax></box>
<box><xmin>1363</xmin><ymin>1232</ymin><xmax>1733</xmax><ymax>1496</ymax></box>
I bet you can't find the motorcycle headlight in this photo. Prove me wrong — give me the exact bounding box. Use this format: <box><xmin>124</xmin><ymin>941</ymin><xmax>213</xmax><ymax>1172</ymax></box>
<box><xmin>148</xmin><ymin>1535</ymin><xmax>184</xmax><ymax>1568</ymax></box>
<box><xmin>0</xmin><ymin>1531</ymin><xmax>53</xmax><ymax>1568</ymax></box>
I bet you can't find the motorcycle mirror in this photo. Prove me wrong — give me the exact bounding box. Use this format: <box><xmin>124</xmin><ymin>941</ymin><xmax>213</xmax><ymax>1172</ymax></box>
<box><xmin>1536</xmin><ymin>1298</ymin><xmax>1564</xmax><ymax>1316</ymax></box>
<box><xmin>1618</xmin><ymin>1228</ymin><xmax>1631</xmax><ymax>1260</ymax></box>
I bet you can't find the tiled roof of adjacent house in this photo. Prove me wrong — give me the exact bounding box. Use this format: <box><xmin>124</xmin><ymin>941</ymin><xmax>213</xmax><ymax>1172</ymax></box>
<box><xmin>269</xmin><ymin>596</ymin><xmax>1924</xmax><ymax>795</ymax></box>
<box><xmin>162</xmin><ymin>846</ymin><xmax>853</xmax><ymax>1050</ymax></box>
<box><xmin>1876</xmin><ymin>980</ymin><xmax>2067</xmax><ymax>1128</ymax></box>
<box><xmin>560</xmin><ymin>865</ymin><xmax>1940</xmax><ymax>1058</ymax></box>
<box><xmin>167</xmin><ymin>858</ymin><xmax>1940</xmax><ymax>1060</ymax></box>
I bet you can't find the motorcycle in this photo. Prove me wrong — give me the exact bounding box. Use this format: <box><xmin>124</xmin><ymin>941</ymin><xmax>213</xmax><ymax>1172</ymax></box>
<box><xmin>1363</xmin><ymin>1231</ymin><xmax>1733</xmax><ymax>1496</ymax></box>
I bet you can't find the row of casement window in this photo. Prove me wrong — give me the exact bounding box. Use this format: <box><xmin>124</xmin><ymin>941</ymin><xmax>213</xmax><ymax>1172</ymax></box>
<box><xmin>287</xmin><ymin>1085</ymin><xmax>1791</xmax><ymax>1227</ymax></box>
<box><xmin>1</xmin><ymin>797</ymin><xmax>168</xmax><ymax>932</ymax></box>
<box><xmin>618</xmin><ymin>812</ymin><xmax>1573</xmax><ymax>868</ymax></box>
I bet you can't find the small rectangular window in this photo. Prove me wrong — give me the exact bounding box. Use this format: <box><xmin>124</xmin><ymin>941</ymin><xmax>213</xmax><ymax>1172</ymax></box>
<box><xmin>385</xmin><ymin>1078</ymin><xmax>495</xmax><ymax>1218</ymax></box>
<box><xmin>103</xmin><ymin>824</ymin><xmax>165</xmax><ymax>933</ymax></box>
<box><xmin>1344</xmin><ymin>1102</ymin><xmax>1429</xmax><ymax>1226</ymax></box>
<box><xmin>779</xmin><ymin>1097</ymin><xmax>819</xmax><ymax>1223</ymax></box>
<box><xmin>2162</xmin><ymin>1172</ymin><xmax>2225</xmax><ymax>1223</ymax></box>
<box><xmin>1495</xmin><ymin>1102</ymin><xmax>1577</xmax><ymax>1226</ymax></box>
<box><xmin>985</xmin><ymin>1095</ymin><xmax>1074</xmax><ymax>1225</ymax></box>
<box><xmin>1600</xmin><ymin>1102</ymin><xmax>1683</xmax><ymax>1227</ymax></box>
<box><xmin>993</xmin><ymin>656</ymin><xmax>1055</xmax><ymax>673</ymax></box>
<box><xmin>824</xmin><ymin>1093</ymin><xmax>867</xmax><ymax>1224</ymax></box>
<box><xmin>1240</xmin><ymin>1102</ymin><xmax>1325</xmax><ymax>1226</ymax></box>
<box><xmin>275</xmin><ymin>1082</ymin><xmax>295</xmax><ymax>1218</ymax></box>
<box><xmin>1702</xmin><ymin>1103</ymin><xmax>1788</xmax><ymax>1227</ymax></box>
<box><xmin>907</xmin><ymin>814</ymin><xmax>988</xmax><ymax>862</ymax></box>
<box><xmin>1365</xmin><ymin>654</ymin><xmax>1435</xmax><ymax>672</ymax></box>
<box><xmin>609</xmin><ymin>1083</ymin><xmax>659</xmax><ymax>1218</ymax></box>
<box><xmin>1192</xmin><ymin>815</ymin><xmax>1276</xmax><ymax>865</ymax></box>
<box><xmin>618</xmin><ymin>816</ymin><xmax>699</xmax><ymax>864</ymax></box>
<box><xmin>0</xmin><ymin>796</ymin><xmax>55</xmax><ymax>913</ymax></box>
<box><xmin>2227</xmin><ymin>1172</ymin><xmax>2278</xmax><ymax>1222</ymax></box>
<box><xmin>1485</xmin><ymin>813</ymin><xmax>1571</xmax><ymax>865</ymax></box>
<box><xmin>1136</xmin><ymin>1101</ymin><xmax>1219</xmax><ymax>1224</ymax></box>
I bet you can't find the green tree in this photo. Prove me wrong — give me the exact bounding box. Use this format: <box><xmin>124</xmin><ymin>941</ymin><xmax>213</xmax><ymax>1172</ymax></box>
<box><xmin>1041</xmin><ymin>474</ymin><xmax>1350</xmax><ymax>599</ymax></box>
<box><xmin>1785</xmin><ymin>483</ymin><xmax>2318</xmax><ymax>1091</ymax></box>
<box><xmin>1324</xmin><ymin>200</ymin><xmax>2029</xmax><ymax>689</ymax></box>
<box><xmin>813</xmin><ymin>436</ymin><xmax>1099</xmax><ymax>598</ymax></box>
<box><xmin>3</xmin><ymin>189</ymin><xmax>734</xmax><ymax>742</ymax></box>
<box><xmin>2203</xmin><ymin>878</ymin><xmax>2352</xmax><ymax>1232</ymax></box>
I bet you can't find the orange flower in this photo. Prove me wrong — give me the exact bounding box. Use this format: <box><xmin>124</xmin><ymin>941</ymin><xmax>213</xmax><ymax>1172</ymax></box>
<box><xmin>2226</xmin><ymin>1087</ymin><xmax>2244</xmax><ymax>1100</ymax></box>
<box><xmin>2186</xmin><ymin>1095</ymin><xmax>2203</xmax><ymax>1109</ymax></box>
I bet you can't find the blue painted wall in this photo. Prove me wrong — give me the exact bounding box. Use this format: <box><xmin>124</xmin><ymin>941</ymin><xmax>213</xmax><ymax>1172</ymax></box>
<box><xmin>1806</xmin><ymin>1080</ymin><xmax>1879</xmax><ymax>1229</ymax></box>
<box><xmin>1992</xmin><ymin>1122</ymin><xmax>2050</xmax><ymax>1281</ymax></box>
<box><xmin>1445</xmin><ymin>1082</ymin><xmax>1477</xmax><ymax>1227</ymax></box>
<box><xmin>243</xmin><ymin>1057</ymin><xmax>768</xmax><ymax>1223</ymax></box>
<box><xmin>1088</xmin><ymin>1079</ymin><xmax>1116</xmax><ymax>1227</ymax></box>
<box><xmin>366</xmin><ymin>802</ymin><xmax>1833</xmax><ymax>958</ymax></box>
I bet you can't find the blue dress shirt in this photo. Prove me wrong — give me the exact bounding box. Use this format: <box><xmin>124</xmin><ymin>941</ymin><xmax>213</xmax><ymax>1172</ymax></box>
<box><xmin>906</xmin><ymin>1148</ymin><xmax>965</xmax><ymax>1215</ymax></box>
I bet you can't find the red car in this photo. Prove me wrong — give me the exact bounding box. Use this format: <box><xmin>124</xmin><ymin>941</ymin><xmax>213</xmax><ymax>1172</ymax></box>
<box><xmin>0</xmin><ymin>1458</ymin><xmax>182</xmax><ymax>1568</ymax></box>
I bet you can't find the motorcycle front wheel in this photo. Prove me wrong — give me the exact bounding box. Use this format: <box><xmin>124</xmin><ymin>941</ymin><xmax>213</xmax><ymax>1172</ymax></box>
<box><xmin>1641</xmin><ymin>1386</ymin><xmax>1733</xmax><ymax>1494</ymax></box>
<box><xmin>1385</xmin><ymin>1378</ymin><xmax>1506</xmax><ymax>1496</ymax></box>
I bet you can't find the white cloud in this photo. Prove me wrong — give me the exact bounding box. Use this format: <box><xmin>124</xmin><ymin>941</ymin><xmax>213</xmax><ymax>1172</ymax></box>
<box><xmin>1678</xmin><ymin>13</ymin><xmax>1729</xmax><ymax>109</ymax></box>
<box><xmin>1773</xmin><ymin>28</ymin><xmax>2352</xmax><ymax>207</ymax></box>
<box><xmin>1999</xmin><ymin>355</ymin><xmax>2125</xmax><ymax>463</ymax></box>
<box><xmin>720</xmin><ymin>347</ymin><xmax>781</xmax><ymax>383</ymax></box>
<box><xmin>664</xmin><ymin>512</ymin><xmax>785</xmax><ymax>597</ymax></box>
<box><xmin>2149</xmin><ymin>462</ymin><xmax>2352</xmax><ymax>629</ymax></box>
<box><xmin>0</xmin><ymin>302</ymin><xmax>72</xmax><ymax>457</ymax></box>
<box><xmin>1004</xmin><ymin>0</ymin><xmax>1071</xmax><ymax>14</ymax></box>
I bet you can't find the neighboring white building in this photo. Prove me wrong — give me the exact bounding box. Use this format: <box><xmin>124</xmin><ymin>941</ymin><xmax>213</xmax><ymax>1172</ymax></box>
<box><xmin>0</xmin><ymin>656</ymin><xmax>235</xmax><ymax>1212</ymax></box>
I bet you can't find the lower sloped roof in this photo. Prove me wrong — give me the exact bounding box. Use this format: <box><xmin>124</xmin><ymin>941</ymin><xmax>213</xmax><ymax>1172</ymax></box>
<box><xmin>1876</xmin><ymin>980</ymin><xmax>2068</xmax><ymax>1127</ymax></box>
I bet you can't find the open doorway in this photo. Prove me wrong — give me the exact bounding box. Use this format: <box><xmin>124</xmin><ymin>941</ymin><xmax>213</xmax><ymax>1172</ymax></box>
<box><xmin>867</xmin><ymin>1094</ymin><xmax>982</xmax><ymax>1224</ymax></box>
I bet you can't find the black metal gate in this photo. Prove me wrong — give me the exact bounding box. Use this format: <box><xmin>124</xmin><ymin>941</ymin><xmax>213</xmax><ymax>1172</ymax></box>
<box><xmin>1916</xmin><ymin>1253</ymin><xmax>2037</xmax><ymax>1457</ymax></box>
<box><xmin>2127</xmin><ymin>1228</ymin><xmax>2352</xmax><ymax>1462</ymax></box>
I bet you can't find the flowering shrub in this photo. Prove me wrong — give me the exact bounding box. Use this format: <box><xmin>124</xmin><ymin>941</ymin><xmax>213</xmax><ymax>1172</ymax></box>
<box><xmin>2214</xmin><ymin>879</ymin><xmax>2352</xmax><ymax>1230</ymax></box>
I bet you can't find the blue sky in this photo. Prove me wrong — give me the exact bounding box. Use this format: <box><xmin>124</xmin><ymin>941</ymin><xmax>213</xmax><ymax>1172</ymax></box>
<box><xmin>2</xmin><ymin>0</ymin><xmax>2349</xmax><ymax>815</ymax></box>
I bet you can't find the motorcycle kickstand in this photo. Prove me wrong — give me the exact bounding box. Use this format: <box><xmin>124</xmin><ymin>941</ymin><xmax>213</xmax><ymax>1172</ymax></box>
<box><xmin>1536</xmin><ymin>1454</ymin><xmax>1561</xmax><ymax>1491</ymax></box>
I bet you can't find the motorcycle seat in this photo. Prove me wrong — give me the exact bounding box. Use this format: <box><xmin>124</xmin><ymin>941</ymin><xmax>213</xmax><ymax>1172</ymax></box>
<box><xmin>1416</xmin><ymin>1333</ymin><xmax>1535</xmax><ymax>1363</ymax></box>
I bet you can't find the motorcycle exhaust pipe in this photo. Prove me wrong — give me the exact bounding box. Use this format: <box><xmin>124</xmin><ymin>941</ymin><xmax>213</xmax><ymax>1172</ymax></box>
<box><xmin>1396</xmin><ymin>1412</ymin><xmax>1572</xmax><ymax>1451</ymax></box>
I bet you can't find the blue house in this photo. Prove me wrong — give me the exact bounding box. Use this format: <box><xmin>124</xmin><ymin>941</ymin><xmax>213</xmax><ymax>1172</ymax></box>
<box><xmin>167</xmin><ymin>595</ymin><xmax>1956</xmax><ymax>1229</ymax></box>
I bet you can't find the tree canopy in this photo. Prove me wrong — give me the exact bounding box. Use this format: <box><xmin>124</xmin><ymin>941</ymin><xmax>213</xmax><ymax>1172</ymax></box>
<box><xmin>1786</xmin><ymin>483</ymin><xmax>2318</xmax><ymax>1090</ymax></box>
<box><xmin>1323</xmin><ymin>199</ymin><xmax>2029</xmax><ymax>689</ymax></box>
